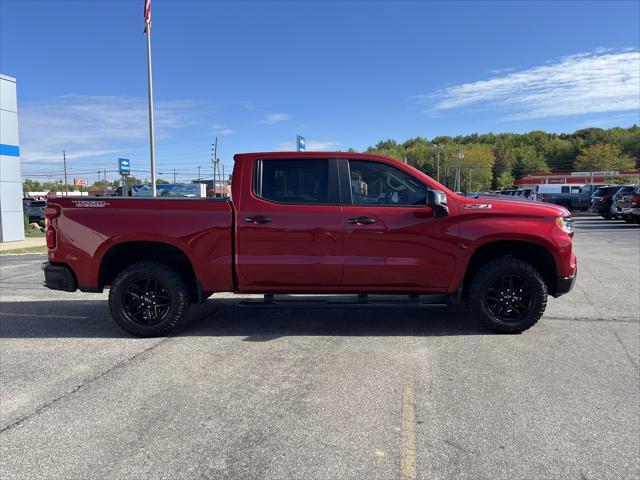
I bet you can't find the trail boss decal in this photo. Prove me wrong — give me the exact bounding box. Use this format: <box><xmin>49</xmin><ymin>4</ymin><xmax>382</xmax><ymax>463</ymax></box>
<box><xmin>72</xmin><ymin>200</ymin><xmax>110</xmax><ymax>208</ymax></box>
<box><xmin>464</xmin><ymin>203</ymin><xmax>492</xmax><ymax>210</ymax></box>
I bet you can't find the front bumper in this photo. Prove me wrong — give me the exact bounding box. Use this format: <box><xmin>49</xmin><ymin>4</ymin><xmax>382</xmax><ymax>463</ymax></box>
<box><xmin>42</xmin><ymin>262</ymin><xmax>77</xmax><ymax>292</ymax></box>
<box><xmin>553</xmin><ymin>270</ymin><xmax>577</xmax><ymax>297</ymax></box>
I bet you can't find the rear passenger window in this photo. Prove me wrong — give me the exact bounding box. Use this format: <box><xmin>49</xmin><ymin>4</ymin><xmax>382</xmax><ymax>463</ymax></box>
<box><xmin>254</xmin><ymin>159</ymin><xmax>329</xmax><ymax>204</ymax></box>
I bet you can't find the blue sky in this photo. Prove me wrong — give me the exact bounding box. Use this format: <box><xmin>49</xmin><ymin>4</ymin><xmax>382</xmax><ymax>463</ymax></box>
<box><xmin>1</xmin><ymin>0</ymin><xmax>639</xmax><ymax>182</ymax></box>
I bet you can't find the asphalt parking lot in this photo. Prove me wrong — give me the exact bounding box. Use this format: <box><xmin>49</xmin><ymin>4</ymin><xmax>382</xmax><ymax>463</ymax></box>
<box><xmin>1</xmin><ymin>216</ymin><xmax>638</xmax><ymax>480</ymax></box>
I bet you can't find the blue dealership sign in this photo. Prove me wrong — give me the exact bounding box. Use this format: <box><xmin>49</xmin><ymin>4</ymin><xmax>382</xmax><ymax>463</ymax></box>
<box><xmin>296</xmin><ymin>135</ymin><xmax>305</xmax><ymax>152</ymax></box>
<box><xmin>118</xmin><ymin>158</ymin><xmax>131</xmax><ymax>175</ymax></box>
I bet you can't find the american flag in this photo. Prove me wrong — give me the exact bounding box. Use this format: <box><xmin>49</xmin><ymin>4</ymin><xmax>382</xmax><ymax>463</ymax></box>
<box><xmin>144</xmin><ymin>0</ymin><xmax>151</xmax><ymax>33</ymax></box>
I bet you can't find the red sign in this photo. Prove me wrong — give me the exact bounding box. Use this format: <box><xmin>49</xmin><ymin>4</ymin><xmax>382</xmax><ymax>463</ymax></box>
<box><xmin>73</xmin><ymin>178</ymin><xmax>88</xmax><ymax>186</ymax></box>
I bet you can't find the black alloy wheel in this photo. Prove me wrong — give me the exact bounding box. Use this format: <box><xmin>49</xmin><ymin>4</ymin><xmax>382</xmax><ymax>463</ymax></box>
<box><xmin>482</xmin><ymin>273</ymin><xmax>534</xmax><ymax>324</ymax></box>
<box><xmin>109</xmin><ymin>261</ymin><xmax>191</xmax><ymax>337</ymax></box>
<box><xmin>121</xmin><ymin>277</ymin><xmax>172</xmax><ymax>326</ymax></box>
<box><xmin>467</xmin><ymin>257</ymin><xmax>547</xmax><ymax>333</ymax></box>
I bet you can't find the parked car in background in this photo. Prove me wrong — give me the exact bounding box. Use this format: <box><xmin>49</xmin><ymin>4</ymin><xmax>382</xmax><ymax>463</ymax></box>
<box><xmin>26</xmin><ymin>200</ymin><xmax>46</xmax><ymax>222</ymax></box>
<box><xmin>515</xmin><ymin>189</ymin><xmax>534</xmax><ymax>199</ymax></box>
<box><xmin>540</xmin><ymin>184</ymin><xmax>605</xmax><ymax>211</ymax></box>
<box><xmin>630</xmin><ymin>184</ymin><xmax>640</xmax><ymax>224</ymax></box>
<box><xmin>613</xmin><ymin>185</ymin><xmax>637</xmax><ymax>222</ymax></box>
<box><xmin>590</xmin><ymin>185</ymin><xmax>622</xmax><ymax>219</ymax></box>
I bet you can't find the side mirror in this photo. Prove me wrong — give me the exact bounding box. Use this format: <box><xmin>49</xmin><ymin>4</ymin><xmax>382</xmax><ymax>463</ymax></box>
<box><xmin>427</xmin><ymin>189</ymin><xmax>449</xmax><ymax>217</ymax></box>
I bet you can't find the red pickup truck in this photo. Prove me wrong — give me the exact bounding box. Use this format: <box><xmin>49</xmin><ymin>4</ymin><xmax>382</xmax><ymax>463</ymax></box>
<box><xmin>42</xmin><ymin>151</ymin><xmax>576</xmax><ymax>336</ymax></box>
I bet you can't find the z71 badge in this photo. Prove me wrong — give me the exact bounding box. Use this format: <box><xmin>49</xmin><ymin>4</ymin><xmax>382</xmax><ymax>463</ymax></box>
<box><xmin>72</xmin><ymin>200</ymin><xmax>110</xmax><ymax>208</ymax></box>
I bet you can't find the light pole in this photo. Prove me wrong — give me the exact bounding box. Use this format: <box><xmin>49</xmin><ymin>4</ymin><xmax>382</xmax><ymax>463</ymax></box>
<box><xmin>456</xmin><ymin>147</ymin><xmax>464</xmax><ymax>192</ymax></box>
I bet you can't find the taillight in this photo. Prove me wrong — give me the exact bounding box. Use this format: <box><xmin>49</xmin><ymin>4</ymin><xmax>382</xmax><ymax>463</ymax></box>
<box><xmin>46</xmin><ymin>228</ymin><xmax>56</xmax><ymax>249</ymax></box>
<box><xmin>632</xmin><ymin>193</ymin><xmax>640</xmax><ymax>208</ymax></box>
<box><xmin>44</xmin><ymin>205</ymin><xmax>60</xmax><ymax>219</ymax></box>
<box><xmin>44</xmin><ymin>204</ymin><xmax>60</xmax><ymax>249</ymax></box>
<box><xmin>602</xmin><ymin>195</ymin><xmax>610</xmax><ymax>201</ymax></box>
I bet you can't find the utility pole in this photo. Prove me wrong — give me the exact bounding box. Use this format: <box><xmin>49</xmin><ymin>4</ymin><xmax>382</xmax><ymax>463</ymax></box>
<box><xmin>211</xmin><ymin>136</ymin><xmax>218</xmax><ymax>189</ymax></box>
<box><xmin>222</xmin><ymin>164</ymin><xmax>226</xmax><ymax>196</ymax></box>
<box><xmin>434</xmin><ymin>145</ymin><xmax>441</xmax><ymax>183</ymax></box>
<box><xmin>197</xmin><ymin>165</ymin><xmax>201</xmax><ymax>181</ymax></box>
<box><xmin>468</xmin><ymin>169</ymin><xmax>473</xmax><ymax>193</ymax></box>
<box><xmin>63</xmin><ymin>150</ymin><xmax>68</xmax><ymax>196</ymax></box>
<box><xmin>173</xmin><ymin>168</ymin><xmax>177</xmax><ymax>183</ymax></box>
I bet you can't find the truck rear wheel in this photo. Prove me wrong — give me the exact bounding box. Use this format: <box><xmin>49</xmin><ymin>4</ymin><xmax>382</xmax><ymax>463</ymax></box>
<box><xmin>108</xmin><ymin>261</ymin><xmax>191</xmax><ymax>337</ymax></box>
<box><xmin>468</xmin><ymin>257</ymin><xmax>547</xmax><ymax>333</ymax></box>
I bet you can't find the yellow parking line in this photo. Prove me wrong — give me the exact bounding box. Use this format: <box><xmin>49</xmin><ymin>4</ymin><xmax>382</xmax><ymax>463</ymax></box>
<box><xmin>400</xmin><ymin>378</ymin><xmax>417</xmax><ymax>479</ymax></box>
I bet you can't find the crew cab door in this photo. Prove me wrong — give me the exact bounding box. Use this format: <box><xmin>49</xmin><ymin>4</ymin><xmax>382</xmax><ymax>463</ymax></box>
<box><xmin>340</xmin><ymin>159</ymin><xmax>458</xmax><ymax>290</ymax></box>
<box><xmin>235</xmin><ymin>157</ymin><xmax>343</xmax><ymax>290</ymax></box>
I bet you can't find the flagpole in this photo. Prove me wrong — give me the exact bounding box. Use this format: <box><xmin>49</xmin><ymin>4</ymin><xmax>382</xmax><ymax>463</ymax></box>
<box><xmin>145</xmin><ymin>18</ymin><xmax>157</xmax><ymax>197</ymax></box>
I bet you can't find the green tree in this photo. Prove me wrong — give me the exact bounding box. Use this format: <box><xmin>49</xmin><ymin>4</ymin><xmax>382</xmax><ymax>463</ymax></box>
<box><xmin>491</xmin><ymin>136</ymin><xmax>513</xmax><ymax>189</ymax></box>
<box><xmin>23</xmin><ymin>179</ymin><xmax>43</xmax><ymax>192</ymax></box>
<box><xmin>511</xmin><ymin>146</ymin><xmax>549</xmax><ymax>179</ymax></box>
<box><xmin>620</xmin><ymin>126</ymin><xmax>640</xmax><ymax>167</ymax></box>
<box><xmin>459</xmin><ymin>144</ymin><xmax>495</xmax><ymax>192</ymax></box>
<box><xmin>575</xmin><ymin>143</ymin><xmax>635</xmax><ymax>171</ymax></box>
<box><xmin>495</xmin><ymin>171</ymin><xmax>515</xmax><ymax>189</ymax></box>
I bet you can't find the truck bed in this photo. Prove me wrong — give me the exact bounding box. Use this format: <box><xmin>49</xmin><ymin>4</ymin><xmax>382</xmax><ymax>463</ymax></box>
<box><xmin>46</xmin><ymin>197</ymin><xmax>234</xmax><ymax>293</ymax></box>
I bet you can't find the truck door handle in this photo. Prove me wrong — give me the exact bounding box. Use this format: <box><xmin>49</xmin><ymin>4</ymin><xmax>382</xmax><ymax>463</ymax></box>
<box><xmin>347</xmin><ymin>216</ymin><xmax>376</xmax><ymax>225</ymax></box>
<box><xmin>245</xmin><ymin>215</ymin><xmax>272</xmax><ymax>224</ymax></box>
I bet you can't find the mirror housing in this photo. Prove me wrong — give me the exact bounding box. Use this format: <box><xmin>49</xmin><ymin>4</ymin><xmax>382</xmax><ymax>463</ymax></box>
<box><xmin>427</xmin><ymin>189</ymin><xmax>449</xmax><ymax>217</ymax></box>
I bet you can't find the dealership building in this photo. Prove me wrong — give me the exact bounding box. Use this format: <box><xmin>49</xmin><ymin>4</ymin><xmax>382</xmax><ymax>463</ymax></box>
<box><xmin>514</xmin><ymin>170</ymin><xmax>640</xmax><ymax>189</ymax></box>
<box><xmin>0</xmin><ymin>74</ymin><xmax>24</xmax><ymax>242</ymax></box>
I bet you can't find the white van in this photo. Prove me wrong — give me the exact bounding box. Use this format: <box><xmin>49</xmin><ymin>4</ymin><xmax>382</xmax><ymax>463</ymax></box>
<box><xmin>535</xmin><ymin>184</ymin><xmax>583</xmax><ymax>195</ymax></box>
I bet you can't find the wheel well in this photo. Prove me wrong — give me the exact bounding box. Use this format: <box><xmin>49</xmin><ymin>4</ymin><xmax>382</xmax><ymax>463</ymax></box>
<box><xmin>99</xmin><ymin>241</ymin><xmax>199</xmax><ymax>300</ymax></box>
<box><xmin>463</xmin><ymin>241</ymin><xmax>557</xmax><ymax>297</ymax></box>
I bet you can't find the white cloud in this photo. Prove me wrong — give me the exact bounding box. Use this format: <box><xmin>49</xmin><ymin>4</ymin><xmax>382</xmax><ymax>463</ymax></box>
<box><xmin>212</xmin><ymin>123</ymin><xmax>235</xmax><ymax>135</ymax></box>
<box><xmin>413</xmin><ymin>50</ymin><xmax>640</xmax><ymax>120</ymax></box>
<box><xmin>236</xmin><ymin>100</ymin><xmax>269</xmax><ymax>110</ymax></box>
<box><xmin>273</xmin><ymin>140</ymin><xmax>341</xmax><ymax>151</ymax></box>
<box><xmin>257</xmin><ymin>113</ymin><xmax>290</xmax><ymax>124</ymax></box>
<box><xmin>19</xmin><ymin>95</ymin><xmax>195</xmax><ymax>163</ymax></box>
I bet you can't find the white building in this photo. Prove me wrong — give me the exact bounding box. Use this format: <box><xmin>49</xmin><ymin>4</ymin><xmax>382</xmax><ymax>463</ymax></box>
<box><xmin>0</xmin><ymin>74</ymin><xmax>24</xmax><ymax>242</ymax></box>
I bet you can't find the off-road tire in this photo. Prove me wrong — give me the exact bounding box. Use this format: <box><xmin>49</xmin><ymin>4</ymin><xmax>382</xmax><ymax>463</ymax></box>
<box><xmin>468</xmin><ymin>257</ymin><xmax>547</xmax><ymax>334</ymax></box>
<box><xmin>109</xmin><ymin>261</ymin><xmax>191</xmax><ymax>337</ymax></box>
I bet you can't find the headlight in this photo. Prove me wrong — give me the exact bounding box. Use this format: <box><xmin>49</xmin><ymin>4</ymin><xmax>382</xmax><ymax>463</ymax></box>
<box><xmin>555</xmin><ymin>216</ymin><xmax>574</xmax><ymax>236</ymax></box>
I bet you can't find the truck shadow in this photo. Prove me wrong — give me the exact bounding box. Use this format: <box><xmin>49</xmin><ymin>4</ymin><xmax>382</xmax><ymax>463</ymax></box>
<box><xmin>0</xmin><ymin>299</ymin><xmax>489</xmax><ymax>339</ymax></box>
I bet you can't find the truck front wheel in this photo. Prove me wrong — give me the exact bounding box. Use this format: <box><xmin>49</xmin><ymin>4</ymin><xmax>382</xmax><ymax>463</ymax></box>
<box><xmin>108</xmin><ymin>261</ymin><xmax>191</xmax><ymax>337</ymax></box>
<box><xmin>468</xmin><ymin>257</ymin><xmax>547</xmax><ymax>333</ymax></box>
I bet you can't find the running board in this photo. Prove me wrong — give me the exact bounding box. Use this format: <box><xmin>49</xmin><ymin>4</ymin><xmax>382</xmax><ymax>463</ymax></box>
<box><xmin>238</xmin><ymin>294</ymin><xmax>452</xmax><ymax>309</ymax></box>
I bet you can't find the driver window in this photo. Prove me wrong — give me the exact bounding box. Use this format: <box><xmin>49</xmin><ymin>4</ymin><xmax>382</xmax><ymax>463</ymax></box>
<box><xmin>348</xmin><ymin>160</ymin><xmax>427</xmax><ymax>206</ymax></box>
